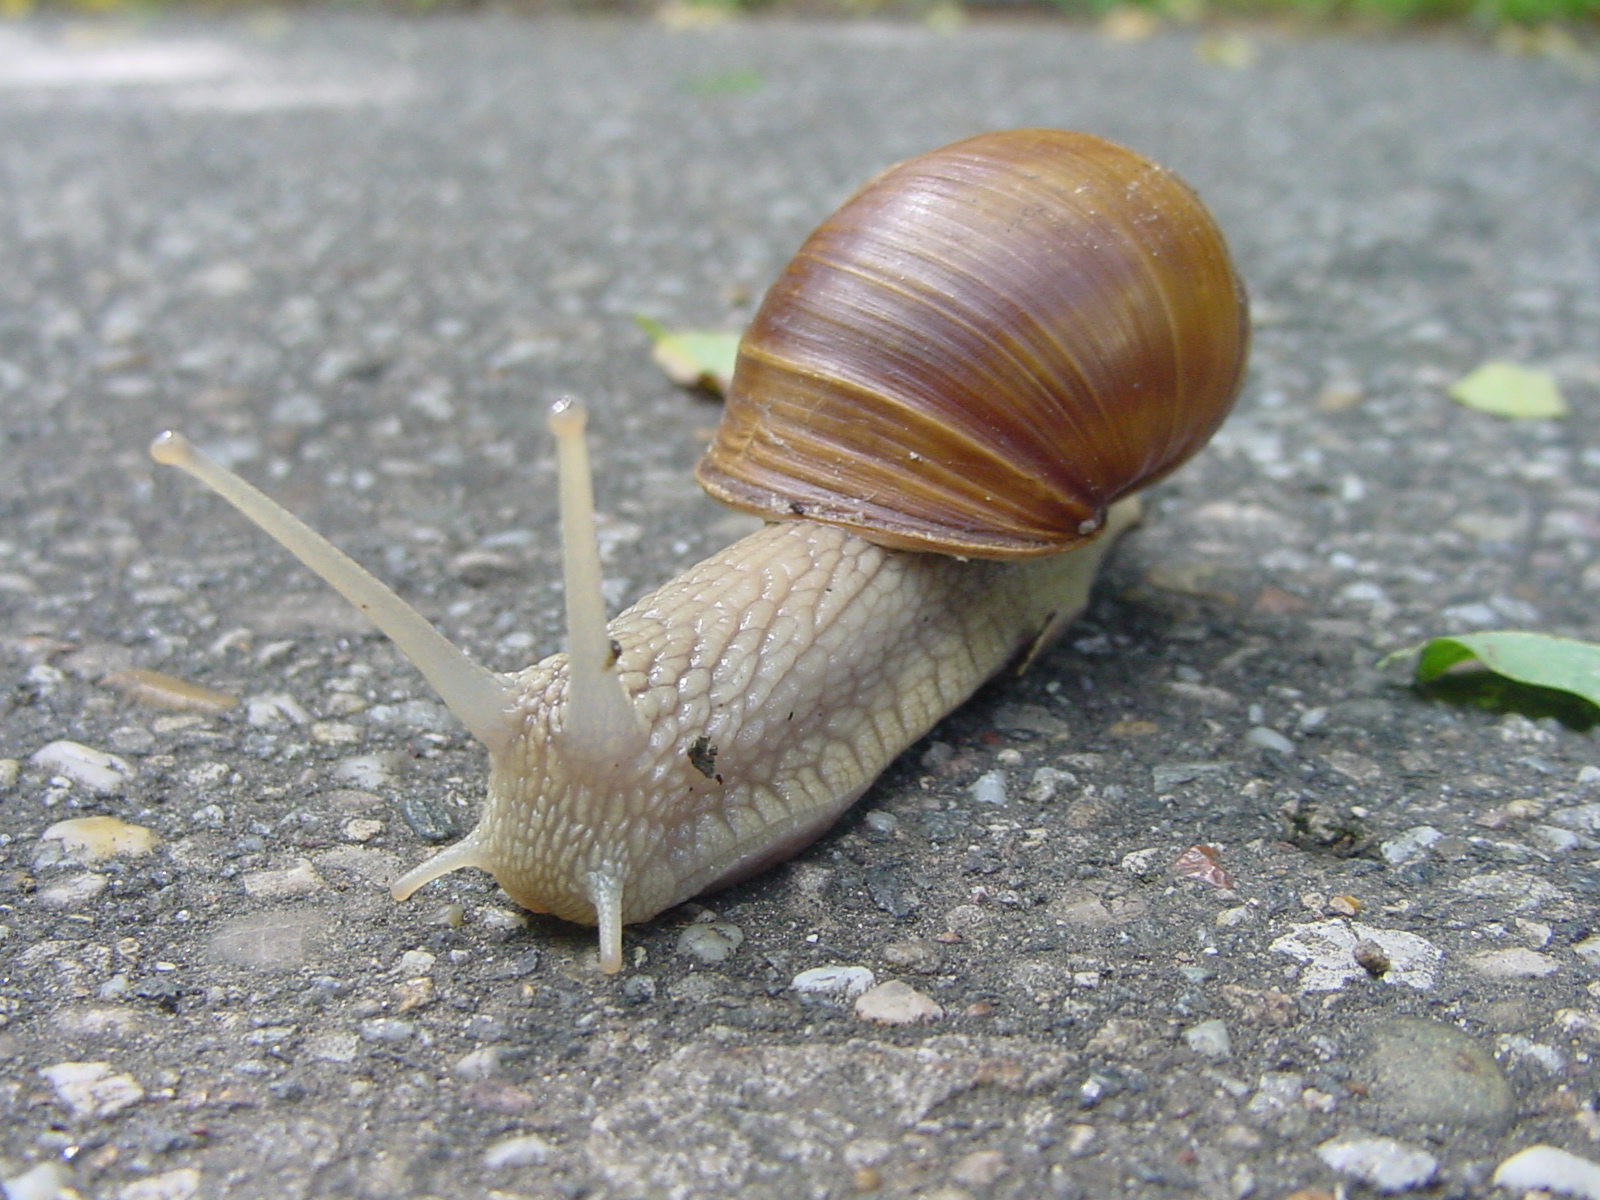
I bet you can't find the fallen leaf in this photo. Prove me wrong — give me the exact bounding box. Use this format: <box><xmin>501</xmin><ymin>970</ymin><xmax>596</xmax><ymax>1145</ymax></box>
<box><xmin>636</xmin><ymin>316</ymin><xmax>741</xmax><ymax>394</ymax></box>
<box><xmin>1447</xmin><ymin>361</ymin><xmax>1567</xmax><ymax>419</ymax></box>
<box><xmin>1390</xmin><ymin>631</ymin><xmax>1600</xmax><ymax>712</ymax></box>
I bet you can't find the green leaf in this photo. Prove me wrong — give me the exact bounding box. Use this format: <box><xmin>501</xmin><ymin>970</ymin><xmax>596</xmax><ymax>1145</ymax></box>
<box><xmin>1447</xmin><ymin>361</ymin><xmax>1567</xmax><ymax>419</ymax></box>
<box><xmin>635</xmin><ymin>317</ymin><xmax>741</xmax><ymax>395</ymax></box>
<box><xmin>1403</xmin><ymin>631</ymin><xmax>1600</xmax><ymax>710</ymax></box>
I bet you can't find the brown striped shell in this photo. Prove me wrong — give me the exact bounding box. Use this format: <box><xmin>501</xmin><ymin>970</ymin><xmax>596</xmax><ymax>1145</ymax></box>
<box><xmin>695</xmin><ymin>128</ymin><xmax>1249</xmax><ymax>559</ymax></box>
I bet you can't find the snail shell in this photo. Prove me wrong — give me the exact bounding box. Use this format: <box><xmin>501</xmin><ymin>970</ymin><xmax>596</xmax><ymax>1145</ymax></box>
<box><xmin>697</xmin><ymin>128</ymin><xmax>1249</xmax><ymax>559</ymax></box>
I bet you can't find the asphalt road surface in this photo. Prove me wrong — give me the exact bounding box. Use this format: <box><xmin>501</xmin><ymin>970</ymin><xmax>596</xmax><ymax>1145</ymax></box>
<box><xmin>1</xmin><ymin>13</ymin><xmax>1598</xmax><ymax>1200</ymax></box>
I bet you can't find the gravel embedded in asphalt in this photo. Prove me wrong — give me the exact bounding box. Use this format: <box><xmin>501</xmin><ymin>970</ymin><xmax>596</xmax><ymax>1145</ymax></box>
<box><xmin>0</xmin><ymin>12</ymin><xmax>1598</xmax><ymax>1198</ymax></box>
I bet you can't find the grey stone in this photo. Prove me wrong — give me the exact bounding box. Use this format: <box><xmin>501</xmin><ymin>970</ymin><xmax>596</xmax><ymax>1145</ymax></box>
<box><xmin>1363</xmin><ymin>1018</ymin><xmax>1514</xmax><ymax>1128</ymax></box>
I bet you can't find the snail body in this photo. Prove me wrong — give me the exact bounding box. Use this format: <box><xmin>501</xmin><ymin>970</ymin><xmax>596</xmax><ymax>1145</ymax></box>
<box><xmin>152</xmin><ymin>130</ymin><xmax>1246</xmax><ymax>973</ymax></box>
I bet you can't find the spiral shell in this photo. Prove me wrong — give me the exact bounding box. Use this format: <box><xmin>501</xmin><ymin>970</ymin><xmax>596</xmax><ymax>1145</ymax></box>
<box><xmin>696</xmin><ymin>128</ymin><xmax>1249</xmax><ymax>559</ymax></box>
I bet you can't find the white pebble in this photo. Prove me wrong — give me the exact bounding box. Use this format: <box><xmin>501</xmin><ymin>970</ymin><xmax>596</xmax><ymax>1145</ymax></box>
<box><xmin>1493</xmin><ymin>1145</ymin><xmax>1600</xmax><ymax>1199</ymax></box>
<box><xmin>1025</xmin><ymin>767</ymin><xmax>1077</xmax><ymax>803</ymax></box>
<box><xmin>1317</xmin><ymin>1133</ymin><xmax>1437</xmax><ymax>1192</ymax></box>
<box><xmin>453</xmin><ymin>1047</ymin><xmax>500</xmax><ymax>1081</ymax></box>
<box><xmin>1579</xmin><ymin>765</ymin><xmax>1600</xmax><ymax>786</ymax></box>
<box><xmin>1</xmin><ymin>1161</ymin><xmax>66</xmax><ymax>1200</ymax></box>
<box><xmin>970</xmin><ymin>769</ymin><xmax>1009</xmax><ymax>806</ymax></box>
<box><xmin>332</xmin><ymin>755</ymin><xmax>395</xmax><ymax>791</ymax></box>
<box><xmin>1529</xmin><ymin>825</ymin><xmax>1585</xmax><ymax>853</ymax></box>
<box><xmin>118</xmin><ymin>1168</ymin><xmax>201</xmax><ymax>1200</ymax></box>
<box><xmin>1120</xmin><ymin>847</ymin><xmax>1161</xmax><ymax>875</ymax></box>
<box><xmin>1380</xmin><ymin>825</ymin><xmax>1442</xmax><ymax>865</ymax></box>
<box><xmin>482</xmin><ymin>1133</ymin><xmax>551</xmax><ymax>1169</ymax></box>
<box><xmin>1497</xmin><ymin>1034</ymin><xmax>1566</xmax><ymax>1074</ymax></box>
<box><xmin>853</xmin><ymin>980</ymin><xmax>943</xmax><ymax>1025</ymax></box>
<box><xmin>241</xmin><ymin>860</ymin><xmax>326</xmax><ymax>899</ymax></box>
<box><xmin>1183</xmin><ymin>1018</ymin><xmax>1232</xmax><ymax>1060</ymax></box>
<box><xmin>676</xmin><ymin>921</ymin><xmax>744</xmax><ymax>965</ymax></box>
<box><xmin>359</xmin><ymin>1018</ymin><xmax>415</xmax><ymax>1044</ymax></box>
<box><xmin>1245</xmin><ymin>726</ymin><xmax>1295</xmax><ymax>755</ymax></box>
<box><xmin>1269</xmin><ymin>920</ymin><xmax>1441</xmax><ymax>991</ymax></box>
<box><xmin>38</xmin><ymin>873</ymin><xmax>108</xmax><ymax>909</ymax></box>
<box><xmin>30</xmin><ymin>740</ymin><xmax>135</xmax><ymax>794</ymax></box>
<box><xmin>40</xmin><ymin>1060</ymin><xmax>145</xmax><ymax>1118</ymax></box>
<box><xmin>1551</xmin><ymin>804</ymin><xmax>1600</xmax><ymax>833</ymax></box>
<box><xmin>792</xmin><ymin>965</ymin><xmax>875</xmax><ymax>1002</ymax></box>
<box><xmin>246</xmin><ymin>693</ymin><xmax>310</xmax><ymax>728</ymax></box>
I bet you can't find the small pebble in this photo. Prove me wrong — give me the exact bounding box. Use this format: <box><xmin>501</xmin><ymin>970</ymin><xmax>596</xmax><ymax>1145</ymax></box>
<box><xmin>41</xmin><ymin>1060</ymin><xmax>145</xmax><ymax>1118</ymax></box>
<box><xmin>1</xmin><ymin>1162</ymin><xmax>65</xmax><ymax>1200</ymax></box>
<box><xmin>342</xmin><ymin>817</ymin><xmax>384</xmax><ymax>842</ymax></box>
<box><xmin>881</xmin><ymin>937</ymin><xmax>943</xmax><ymax>974</ymax></box>
<box><xmin>107</xmin><ymin>726</ymin><xmax>156</xmax><ymax>753</ymax></box>
<box><xmin>1025</xmin><ymin>766</ymin><xmax>1077</xmax><ymax>803</ymax></box>
<box><xmin>333</xmin><ymin>753</ymin><xmax>398</xmax><ymax>789</ymax></box>
<box><xmin>1245</xmin><ymin>726</ymin><xmax>1294</xmax><ymax>755</ymax></box>
<box><xmin>366</xmin><ymin>699</ymin><xmax>456</xmax><ymax>733</ymax></box>
<box><xmin>454</xmin><ymin>1047</ymin><xmax>500</xmax><ymax>1081</ymax></box>
<box><xmin>991</xmin><ymin>702</ymin><xmax>1068</xmax><ymax>737</ymax></box>
<box><xmin>359</xmin><ymin>1017</ymin><xmax>415</xmax><ymax>1044</ymax></box>
<box><xmin>482</xmin><ymin>1133</ymin><xmax>552</xmax><ymax>1169</ymax></box>
<box><xmin>853</xmin><ymin>980</ymin><xmax>943</xmax><ymax>1025</ymax></box>
<box><xmin>950</xmin><ymin>1149</ymin><xmax>1007</xmax><ymax>1188</ymax></box>
<box><xmin>30</xmin><ymin>740</ymin><xmax>135</xmax><ymax>794</ymax></box>
<box><xmin>1316</xmin><ymin>1133</ymin><xmax>1438</xmax><ymax>1193</ymax></box>
<box><xmin>393</xmin><ymin>977</ymin><xmax>436</xmax><ymax>1012</ymax></box>
<box><xmin>476</xmin><ymin>907</ymin><xmax>528</xmax><ymax>933</ymax></box>
<box><xmin>241</xmin><ymin>860</ymin><xmax>326</xmax><ymax>899</ymax></box>
<box><xmin>1493</xmin><ymin>1144</ymin><xmax>1600</xmax><ymax>1199</ymax></box>
<box><xmin>118</xmin><ymin>1168</ymin><xmax>201</xmax><ymax>1200</ymax></box>
<box><xmin>306</xmin><ymin>1032</ymin><xmax>360</xmax><ymax>1063</ymax></box>
<box><xmin>792</xmin><ymin>965</ymin><xmax>875</xmax><ymax>1003</ymax></box>
<box><xmin>676</xmin><ymin>920</ymin><xmax>745</xmax><ymax>965</ymax></box>
<box><xmin>399</xmin><ymin>793</ymin><xmax>459</xmax><ymax>843</ymax></box>
<box><xmin>970</xmin><ymin>769</ymin><xmax>1009</xmax><ymax>806</ymax></box>
<box><xmin>1183</xmin><ymin>1018</ymin><xmax>1232</xmax><ymax>1060</ymax></box>
<box><xmin>40</xmin><ymin>816</ymin><xmax>157</xmax><ymax>864</ymax></box>
<box><xmin>310</xmin><ymin>721</ymin><xmax>363</xmax><ymax>745</ymax></box>
<box><xmin>1466</xmin><ymin>948</ymin><xmax>1560</xmax><ymax>979</ymax></box>
<box><xmin>1550</xmin><ymin>803</ymin><xmax>1600</xmax><ymax>833</ymax></box>
<box><xmin>1497</xmin><ymin>1034</ymin><xmax>1566</xmax><ymax>1074</ymax></box>
<box><xmin>397</xmin><ymin>948</ymin><xmax>436</xmax><ymax>974</ymax></box>
<box><xmin>621</xmin><ymin>975</ymin><xmax>657</xmax><ymax>1004</ymax></box>
<box><xmin>0</xmin><ymin>757</ymin><xmax>18</xmax><ymax>790</ymax></box>
<box><xmin>1529</xmin><ymin>824</ymin><xmax>1584</xmax><ymax>853</ymax></box>
<box><xmin>38</xmin><ymin>872</ymin><xmax>108</xmax><ymax>909</ymax></box>
<box><xmin>246</xmin><ymin>693</ymin><xmax>311</xmax><ymax>728</ymax></box>
<box><xmin>189</xmin><ymin>803</ymin><xmax>226</xmax><ymax>829</ymax></box>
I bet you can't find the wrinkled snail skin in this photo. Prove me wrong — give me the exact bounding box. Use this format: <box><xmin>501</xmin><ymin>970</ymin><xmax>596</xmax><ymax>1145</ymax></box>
<box><xmin>438</xmin><ymin>500</ymin><xmax>1138</xmax><ymax>955</ymax></box>
<box><xmin>150</xmin><ymin>128</ymin><xmax>1246</xmax><ymax>974</ymax></box>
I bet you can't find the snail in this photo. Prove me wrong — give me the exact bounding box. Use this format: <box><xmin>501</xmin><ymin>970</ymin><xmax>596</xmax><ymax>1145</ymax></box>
<box><xmin>151</xmin><ymin>128</ymin><xmax>1247</xmax><ymax>974</ymax></box>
